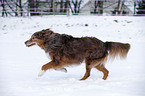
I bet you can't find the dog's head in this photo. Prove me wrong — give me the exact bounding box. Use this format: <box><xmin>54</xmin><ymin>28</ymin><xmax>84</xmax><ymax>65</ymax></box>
<box><xmin>25</xmin><ymin>29</ymin><xmax>53</xmax><ymax>47</ymax></box>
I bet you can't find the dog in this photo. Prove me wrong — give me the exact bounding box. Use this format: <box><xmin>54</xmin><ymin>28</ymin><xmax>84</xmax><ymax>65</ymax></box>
<box><xmin>25</xmin><ymin>29</ymin><xmax>130</xmax><ymax>80</ymax></box>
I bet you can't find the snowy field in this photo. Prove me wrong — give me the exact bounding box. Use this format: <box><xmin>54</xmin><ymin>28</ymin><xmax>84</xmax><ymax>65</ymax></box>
<box><xmin>0</xmin><ymin>16</ymin><xmax>145</xmax><ymax>96</ymax></box>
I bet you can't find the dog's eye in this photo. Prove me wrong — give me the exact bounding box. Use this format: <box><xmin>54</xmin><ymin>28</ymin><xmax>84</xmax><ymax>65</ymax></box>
<box><xmin>32</xmin><ymin>37</ymin><xmax>35</xmax><ymax>40</ymax></box>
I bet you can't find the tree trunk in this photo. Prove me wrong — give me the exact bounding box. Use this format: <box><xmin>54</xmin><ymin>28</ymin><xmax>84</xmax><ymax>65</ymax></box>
<box><xmin>1</xmin><ymin>0</ymin><xmax>8</xmax><ymax>16</ymax></box>
<box><xmin>77</xmin><ymin>0</ymin><xmax>82</xmax><ymax>13</ymax></box>
<box><xmin>5</xmin><ymin>0</ymin><xmax>18</xmax><ymax>16</ymax></box>
<box><xmin>120</xmin><ymin>0</ymin><xmax>125</xmax><ymax>15</ymax></box>
<box><xmin>71</xmin><ymin>0</ymin><xmax>82</xmax><ymax>14</ymax></box>
<box><xmin>116</xmin><ymin>0</ymin><xmax>121</xmax><ymax>15</ymax></box>
<box><xmin>94</xmin><ymin>0</ymin><xmax>98</xmax><ymax>13</ymax></box>
<box><xmin>19</xmin><ymin>0</ymin><xmax>23</xmax><ymax>16</ymax></box>
<box><xmin>64</xmin><ymin>0</ymin><xmax>69</xmax><ymax>13</ymax></box>
<box><xmin>98</xmin><ymin>1</ymin><xmax>103</xmax><ymax>14</ymax></box>
<box><xmin>28</xmin><ymin>0</ymin><xmax>39</xmax><ymax>16</ymax></box>
<box><xmin>53</xmin><ymin>0</ymin><xmax>55</xmax><ymax>15</ymax></box>
<box><xmin>28</xmin><ymin>0</ymin><xmax>35</xmax><ymax>16</ymax></box>
<box><xmin>60</xmin><ymin>0</ymin><xmax>63</xmax><ymax>12</ymax></box>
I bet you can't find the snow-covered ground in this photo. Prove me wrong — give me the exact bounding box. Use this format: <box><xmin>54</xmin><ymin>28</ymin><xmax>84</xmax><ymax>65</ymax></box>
<box><xmin>0</xmin><ymin>16</ymin><xmax>145</xmax><ymax>96</ymax></box>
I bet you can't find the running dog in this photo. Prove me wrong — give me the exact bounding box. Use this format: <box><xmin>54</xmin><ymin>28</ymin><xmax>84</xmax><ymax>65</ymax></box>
<box><xmin>25</xmin><ymin>29</ymin><xmax>130</xmax><ymax>80</ymax></box>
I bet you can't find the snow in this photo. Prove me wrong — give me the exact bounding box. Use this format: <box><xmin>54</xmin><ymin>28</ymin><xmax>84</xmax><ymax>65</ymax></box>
<box><xmin>0</xmin><ymin>16</ymin><xmax>145</xmax><ymax>96</ymax></box>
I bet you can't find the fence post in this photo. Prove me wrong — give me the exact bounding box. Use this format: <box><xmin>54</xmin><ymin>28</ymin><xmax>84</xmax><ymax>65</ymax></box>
<box><xmin>67</xmin><ymin>0</ymin><xmax>70</xmax><ymax>16</ymax></box>
<box><xmin>53</xmin><ymin>0</ymin><xmax>55</xmax><ymax>15</ymax></box>
<box><xmin>134</xmin><ymin>1</ymin><xmax>136</xmax><ymax>15</ymax></box>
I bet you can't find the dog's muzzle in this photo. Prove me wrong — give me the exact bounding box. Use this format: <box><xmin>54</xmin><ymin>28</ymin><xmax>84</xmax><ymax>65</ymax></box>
<box><xmin>25</xmin><ymin>40</ymin><xmax>35</xmax><ymax>47</ymax></box>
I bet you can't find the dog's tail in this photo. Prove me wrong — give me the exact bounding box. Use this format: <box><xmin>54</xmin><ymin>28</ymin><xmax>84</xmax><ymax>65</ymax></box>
<box><xmin>105</xmin><ymin>42</ymin><xmax>130</xmax><ymax>60</ymax></box>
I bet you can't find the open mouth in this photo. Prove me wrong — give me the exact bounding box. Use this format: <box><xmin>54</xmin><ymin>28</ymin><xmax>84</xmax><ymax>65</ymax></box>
<box><xmin>25</xmin><ymin>41</ymin><xmax>36</xmax><ymax>47</ymax></box>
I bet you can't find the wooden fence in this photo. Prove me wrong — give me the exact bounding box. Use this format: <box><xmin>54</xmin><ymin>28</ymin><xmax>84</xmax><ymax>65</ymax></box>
<box><xmin>0</xmin><ymin>0</ymin><xmax>145</xmax><ymax>16</ymax></box>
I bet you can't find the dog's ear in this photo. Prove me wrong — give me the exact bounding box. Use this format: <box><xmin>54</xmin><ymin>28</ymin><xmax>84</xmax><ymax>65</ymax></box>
<box><xmin>33</xmin><ymin>29</ymin><xmax>54</xmax><ymax>40</ymax></box>
<box><xmin>40</xmin><ymin>32</ymin><xmax>46</xmax><ymax>37</ymax></box>
<box><xmin>33</xmin><ymin>32</ymin><xmax>44</xmax><ymax>39</ymax></box>
<box><xmin>35</xmin><ymin>31</ymin><xmax>47</xmax><ymax>39</ymax></box>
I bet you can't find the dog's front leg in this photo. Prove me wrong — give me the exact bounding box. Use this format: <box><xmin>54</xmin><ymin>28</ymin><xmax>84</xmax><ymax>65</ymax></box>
<box><xmin>38</xmin><ymin>61</ymin><xmax>55</xmax><ymax>77</ymax></box>
<box><xmin>42</xmin><ymin>61</ymin><xmax>55</xmax><ymax>70</ymax></box>
<box><xmin>38</xmin><ymin>60</ymin><xmax>67</xmax><ymax>77</ymax></box>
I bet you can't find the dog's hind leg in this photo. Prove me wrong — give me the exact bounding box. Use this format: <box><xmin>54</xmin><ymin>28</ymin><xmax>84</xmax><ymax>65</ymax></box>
<box><xmin>80</xmin><ymin>59</ymin><xmax>92</xmax><ymax>80</ymax></box>
<box><xmin>95</xmin><ymin>64</ymin><xmax>109</xmax><ymax>80</ymax></box>
<box><xmin>80</xmin><ymin>65</ymin><xmax>91</xmax><ymax>80</ymax></box>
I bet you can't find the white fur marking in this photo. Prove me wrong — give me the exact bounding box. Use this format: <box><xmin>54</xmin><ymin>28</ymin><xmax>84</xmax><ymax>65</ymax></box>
<box><xmin>38</xmin><ymin>70</ymin><xmax>46</xmax><ymax>77</ymax></box>
<box><xmin>45</xmin><ymin>52</ymin><xmax>51</xmax><ymax>60</ymax></box>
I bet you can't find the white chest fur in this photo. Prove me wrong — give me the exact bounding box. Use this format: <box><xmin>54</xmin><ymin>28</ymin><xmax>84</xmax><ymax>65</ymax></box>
<box><xmin>45</xmin><ymin>52</ymin><xmax>52</xmax><ymax>60</ymax></box>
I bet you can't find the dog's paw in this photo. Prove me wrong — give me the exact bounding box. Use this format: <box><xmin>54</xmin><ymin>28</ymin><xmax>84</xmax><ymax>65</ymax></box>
<box><xmin>38</xmin><ymin>70</ymin><xmax>46</xmax><ymax>77</ymax></box>
<box><xmin>55</xmin><ymin>68</ymin><xmax>67</xmax><ymax>73</ymax></box>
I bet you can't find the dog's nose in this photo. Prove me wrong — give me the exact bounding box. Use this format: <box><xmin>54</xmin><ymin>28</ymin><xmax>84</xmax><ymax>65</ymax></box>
<box><xmin>25</xmin><ymin>41</ymin><xmax>28</xmax><ymax>45</ymax></box>
<box><xmin>25</xmin><ymin>40</ymin><xmax>29</xmax><ymax>47</ymax></box>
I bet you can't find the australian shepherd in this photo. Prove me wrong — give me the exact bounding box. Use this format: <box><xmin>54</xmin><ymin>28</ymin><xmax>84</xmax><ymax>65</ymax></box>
<box><xmin>25</xmin><ymin>29</ymin><xmax>130</xmax><ymax>80</ymax></box>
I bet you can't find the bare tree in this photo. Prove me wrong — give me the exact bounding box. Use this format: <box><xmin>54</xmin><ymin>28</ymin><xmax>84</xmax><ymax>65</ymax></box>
<box><xmin>5</xmin><ymin>0</ymin><xmax>20</xmax><ymax>16</ymax></box>
<box><xmin>98</xmin><ymin>0</ymin><xmax>103</xmax><ymax>14</ymax></box>
<box><xmin>1</xmin><ymin>0</ymin><xmax>26</xmax><ymax>16</ymax></box>
<box><xmin>136</xmin><ymin>0</ymin><xmax>145</xmax><ymax>14</ymax></box>
<box><xmin>91</xmin><ymin>0</ymin><xmax>104</xmax><ymax>14</ymax></box>
<box><xmin>69</xmin><ymin>0</ymin><xmax>83</xmax><ymax>14</ymax></box>
<box><xmin>116</xmin><ymin>0</ymin><xmax>121</xmax><ymax>14</ymax></box>
<box><xmin>28</xmin><ymin>0</ymin><xmax>39</xmax><ymax>16</ymax></box>
<box><xmin>14</xmin><ymin>0</ymin><xmax>23</xmax><ymax>16</ymax></box>
<box><xmin>19</xmin><ymin>0</ymin><xmax>23</xmax><ymax>16</ymax></box>
<box><xmin>60</xmin><ymin>0</ymin><xmax>69</xmax><ymax>13</ymax></box>
<box><xmin>115</xmin><ymin>0</ymin><xmax>126</xmax><ymax>15</ymax></box>
<box><xmin>60</xmin><ymin>0</ymin><xmax>63</xmax><ymax>12</ymax></box>
<box><xmin>1</xmin><ymin>0</ymin><xmax>8</xmax><ymax>16</ymax></box>
<box><xmin>94</xmin><ymin>0</ymin><xmax>98</xmax><ymax>13</ymax></box>
<box><xmin>64</xmin><ymin>0</ymin><xmax>69</xmax><ymax>13</ymax></box>
<box><xmin>120</xmin><ymin>0</ymin><xmax>125</xmax><ymax>15</ymax></box>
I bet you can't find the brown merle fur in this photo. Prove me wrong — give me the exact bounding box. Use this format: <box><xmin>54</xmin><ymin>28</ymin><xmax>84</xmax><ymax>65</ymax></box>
<box><xmin>25</xmin><ymin>29</ymin><xmax>130</xmax><ymax>80</ymax></box>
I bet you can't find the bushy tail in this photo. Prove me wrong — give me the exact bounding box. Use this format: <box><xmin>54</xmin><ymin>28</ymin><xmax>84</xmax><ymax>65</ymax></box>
<box><xmin>105</xmin><ymin>42</ymin><xmax>130</xmax><ymax>60</ymax></box>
